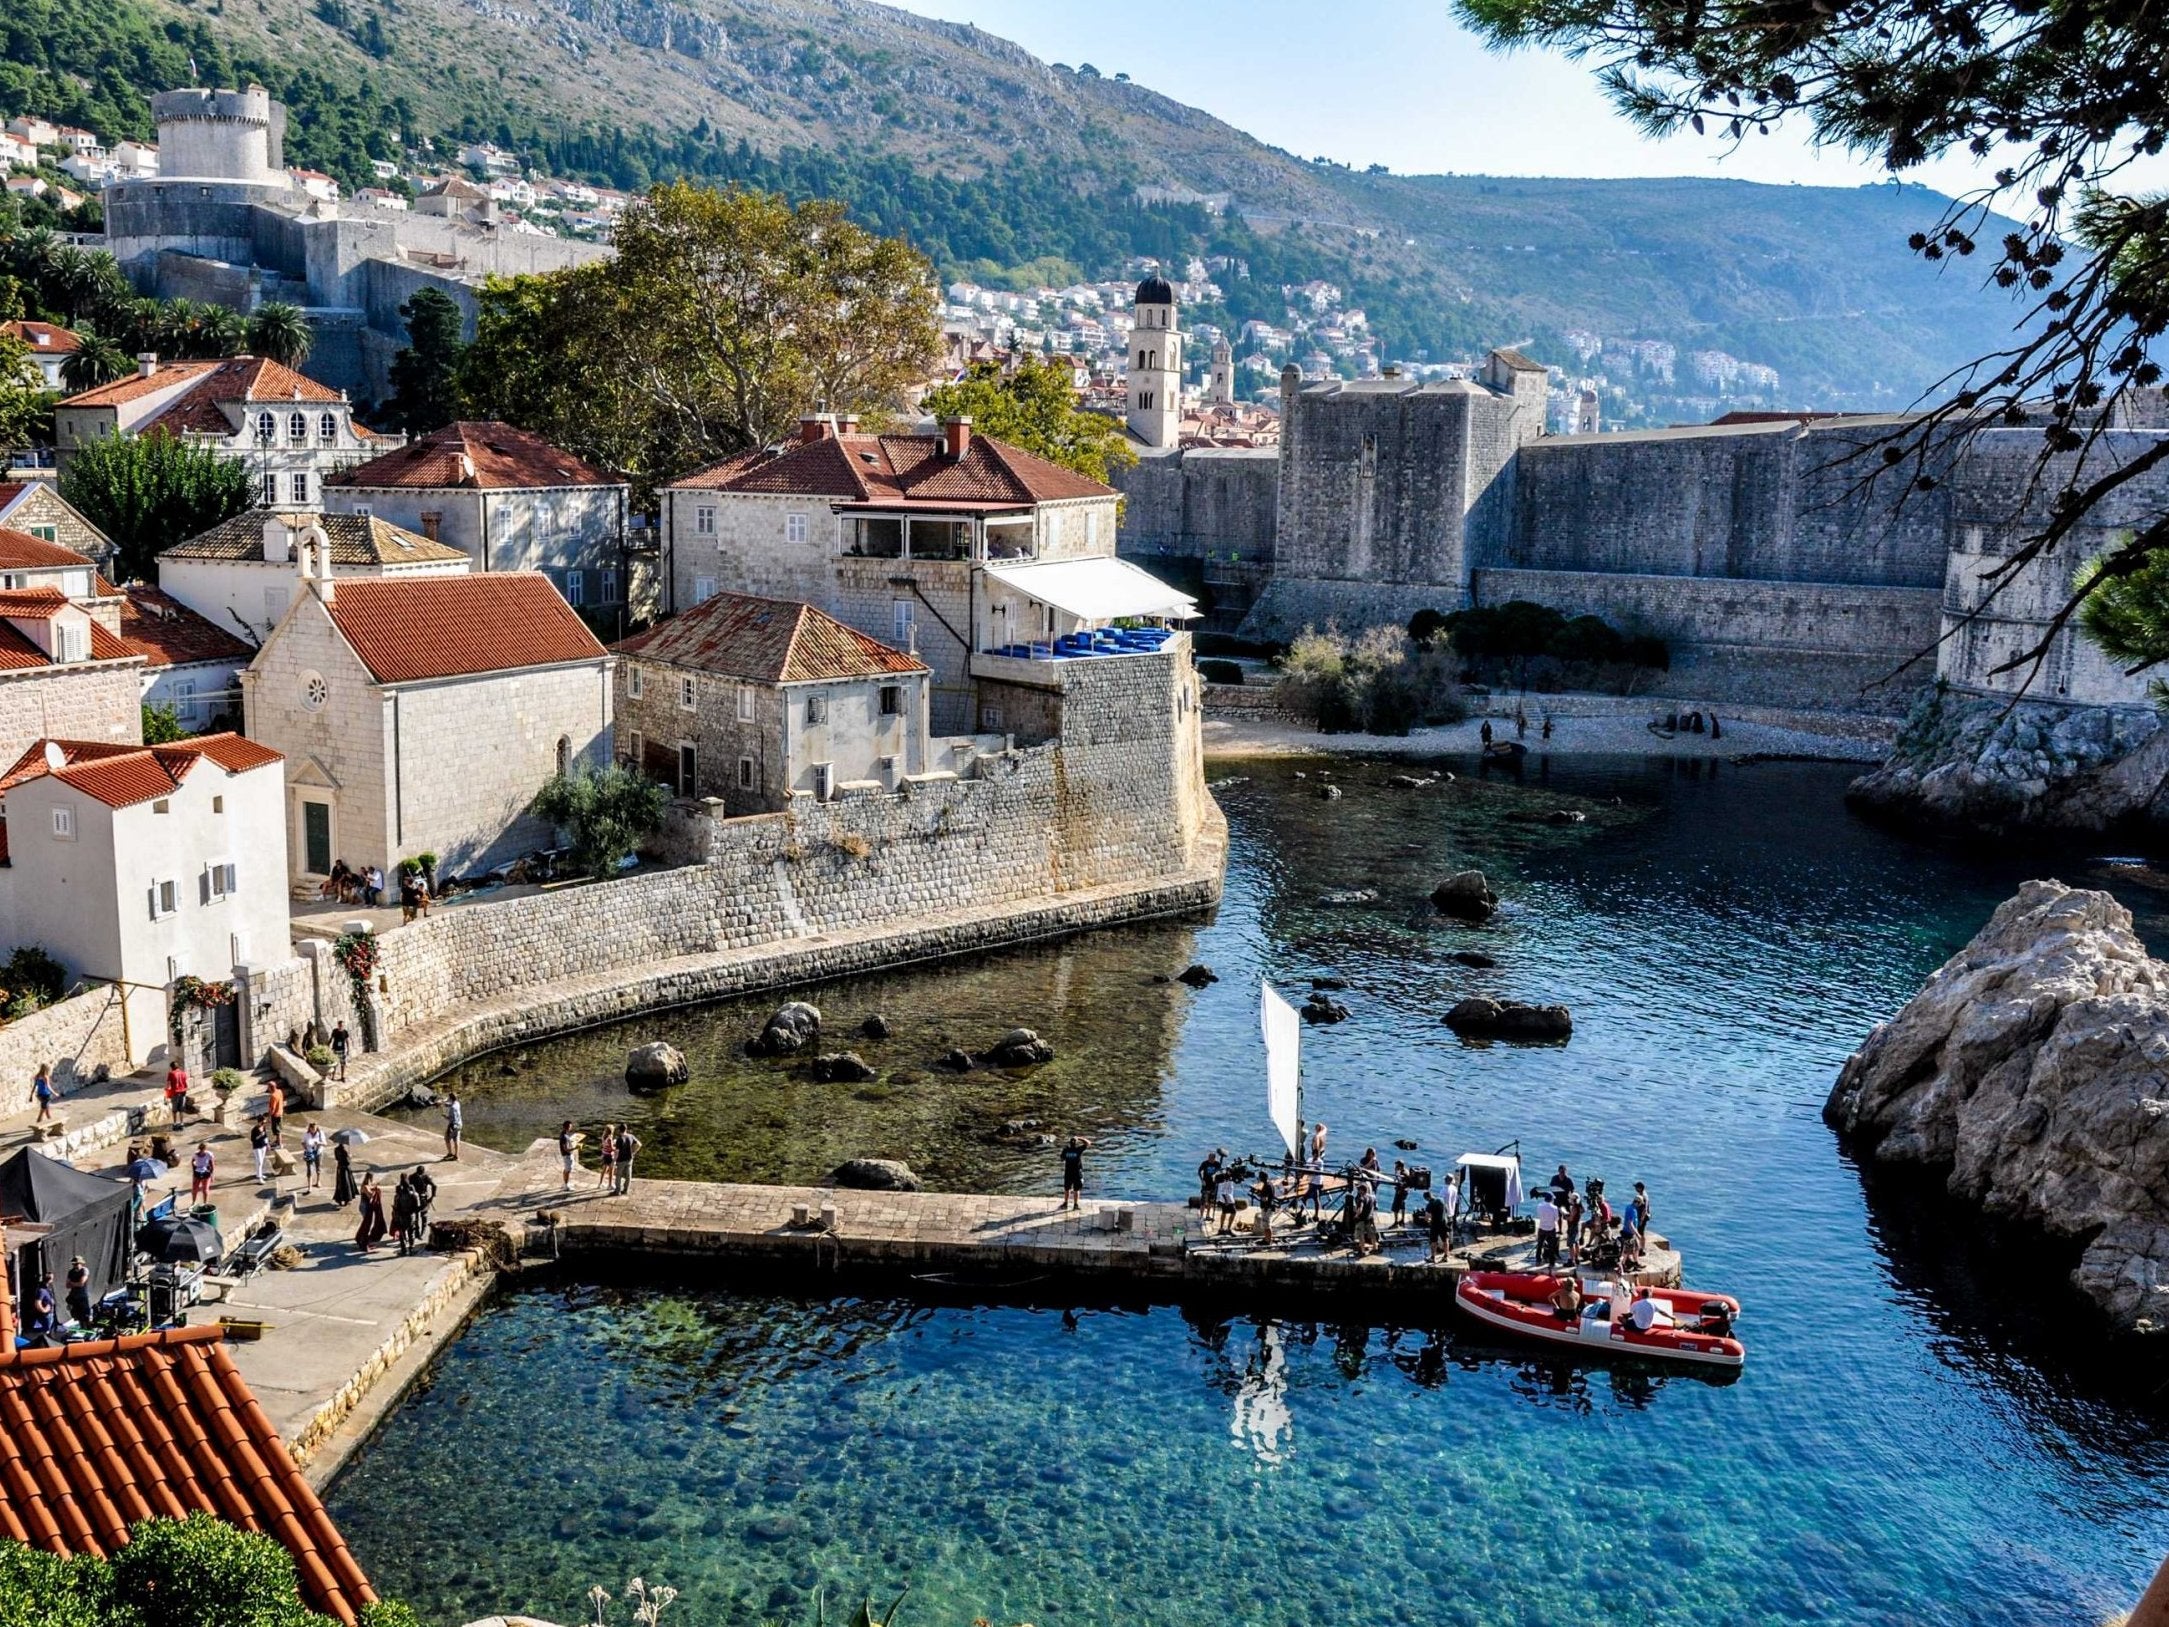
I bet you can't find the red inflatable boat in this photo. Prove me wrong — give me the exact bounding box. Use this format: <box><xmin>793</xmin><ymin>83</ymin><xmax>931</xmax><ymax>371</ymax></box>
<box><xmin>1455</xmin><ymin>1271</ymin><xmax>1746</xmax><ymax>1370</ymax></box>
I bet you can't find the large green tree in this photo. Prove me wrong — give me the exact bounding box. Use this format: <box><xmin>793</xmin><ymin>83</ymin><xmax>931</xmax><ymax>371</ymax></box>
<box><xmin>383</xmin><ymin>287</ymin><xmax>466</xmax><ymax>437</ymax></box>
<box><xmin>922</xmin><ymin>357</ymin><xmax>1138</xmax><ymax>485</ymax></box>
<box><xmin>463</xmin><ymin>182</ymin><xmax>939</xmax><ymax>498</ymax></box>
<box><xmin>1454</xmin><ymin>0</ymin><xmax>2169</xmax><ymax>686</ymax></box>
<box><xmin>60</xmin><ymin>432</ymin><xmax>252</xmax><ymax>582</ymax></box>
<box><xmin>246</xmin><ymin>303</ymin><xmax>313</xmax><ymax>368</ymax></box>
<box><xmin>61</xmin><ymin>334</ymin><xmax>131</xmax><ymax>393</ymax></box>
<box><xmin>0</xmin><ymin>332</ymin><xmax>55</xmax><ymax>449</ymax></box>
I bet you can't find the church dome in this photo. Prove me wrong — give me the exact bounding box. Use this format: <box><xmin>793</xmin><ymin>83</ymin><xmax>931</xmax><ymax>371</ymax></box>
<box><xmin>1134</xmin><ymin>274</ymin><xmax>1175</xmax><ymax>306</ymax></box>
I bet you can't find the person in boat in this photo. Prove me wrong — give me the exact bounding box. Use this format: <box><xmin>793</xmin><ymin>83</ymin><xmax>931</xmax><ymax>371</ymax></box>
<box><xmin>1626</xmin><ymin>1289</ymin><xmax>1672</xmax><ymax>1333</ymax></box>
<box><xmin>1551</xmin><ymin>1277</ymin><xmax>1583</xmax><ymax>1321</ymax></box>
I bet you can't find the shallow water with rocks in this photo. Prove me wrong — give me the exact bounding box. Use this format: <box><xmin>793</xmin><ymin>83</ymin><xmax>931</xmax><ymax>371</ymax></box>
<box><xmin>337</xmin><ymin>754</ymin><xmax>2169</xmax><ymax>1626</ymax></box>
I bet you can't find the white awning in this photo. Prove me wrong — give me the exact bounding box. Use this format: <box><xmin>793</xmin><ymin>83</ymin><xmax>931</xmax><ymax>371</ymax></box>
<box><xmin>982</xmin><ymin>557</ymin><xmax>1198</xmax><ymax>622</ymax></box>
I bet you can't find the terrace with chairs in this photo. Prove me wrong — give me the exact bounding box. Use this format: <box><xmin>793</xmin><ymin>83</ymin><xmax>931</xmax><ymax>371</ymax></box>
<box><xmin>969</xmin><ymin>556</ymin><xmax>1199</xmax><ymax>688</ymax></box>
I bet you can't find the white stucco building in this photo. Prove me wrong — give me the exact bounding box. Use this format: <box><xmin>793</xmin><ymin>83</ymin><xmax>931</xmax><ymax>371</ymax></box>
<box><xmin>240</xmin><ymin>543</ymin><xmax>612</xmax><ymax>886</ymax></box>
<box><xmin>0</xmin><ymin>733</ymin><xmax>288</xmax><ymax>1062</ymax></box>
<box><xmin>157</xmin><ymin>510</ymin><xmax>469</xmax><ymax>646</ymax></box>
<box><xmin>53</xmin><ymin>355</ymin><xmax>394</xmax><ymax>510</ymax></box>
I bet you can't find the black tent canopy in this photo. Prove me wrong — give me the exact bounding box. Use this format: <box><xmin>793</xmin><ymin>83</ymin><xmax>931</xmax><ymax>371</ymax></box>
<box><xmin>0</xmin><ymin>1148</ymin><xmax>134</xmax><ymax>1330</ymax></box>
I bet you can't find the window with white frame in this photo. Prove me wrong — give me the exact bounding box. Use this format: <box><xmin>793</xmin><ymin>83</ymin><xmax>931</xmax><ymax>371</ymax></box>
<box><xmin>27</xmin><ymin>525</ymin><xmax>55</xmax><ymax>542</ymax></box>
<box><xmin>695</xmin><ymin>505</ymin><xmax>717</xmax><ymax>536</ymax></box>
<box><xmin>318</xmin><ymin>411</ymin><xmax>337</xmax><ymax>442</ymax></box>
<box><xmin>736</xmin><ymin>685</ymin><xmax>754</xmax><ymax>722</ymax></box>
<box><xmin>737</xmin><ymin>756</ymin><xmax>755</xmax><ymax>790</ymax></box>
<box><xmin>680</xmin><ymin>675</ymin><xmax>696</xmax><ymax>710</ymax></box>
<box><xmin>261</xmin><ymin>471</ymin><xmax>278</xmax><ymax>505</ymax></box>
<box><xmin>50</xmin><ymin>805</ymin><xmax>74</xmax><ymax>841</ymax></box>
<box><xmin>879</xmin><ymin>685</ymin><xmax>902</xmax><ymax>716</ymax></box>
<box><xmin>628</xmin><ymin>664</ymin><xmax>644</xmax><ymax>699</ymax></box>
<box><xmin>564</xmin><ymin>569</ymin><xmax>585</xmax><ymax>606</ymax></box>
<box><xmin>205</xmin><ymin>860</ymin><xmax>236</xmax><ymax>901</ymax></box>
<box><xmin>693</xmin><ymin>575</ymin><xmax>717</xmax><ymax>603</ymax></box>
<box><xmin>805</xmin><ymin>694</ymin><xmax>828</xmax><ymax>725</ymax></box>
<box><xmin>628</xmin><ymin>728</ymin><xmax>644</xmax><ymax>766</ymax></box>
<box><xmin>785</xmin><ymin>511</ymin><xmax>808</xmax><ymax>545</ymax></box>
<box><xmin>255</xmin><ymin>411</ymin><xmax>276</xmax><ymax>444</ymax></box>
<box><xmin>290</xmin><ymin>471</ymin><xmax>310</xmax><ymax>505</ymax></box>
<box><xmin>288</xmin><ymin>411</ymin><xmax>308</xmax><ymax>443</ymax></box>
<box><xmin>812</xmin><ymin>762</ymin><xmax>834</xmax><ymax>800</ymax></box>
<box><xmin>150</xmin><ymin>878</ymin><xmax>178</xmax><ymax>919</ymax></box>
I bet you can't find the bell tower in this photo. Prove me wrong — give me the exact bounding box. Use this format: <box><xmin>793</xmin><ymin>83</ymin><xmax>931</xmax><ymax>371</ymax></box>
<box><xmin>1127</xmin><ymin>272</ymin><xmax>1182</xmax><ymax>450</ymax></box>
<box><xmin>1210</xmin><ymin>335</ymin><xmax>1235</xmax><ymax>407</ymax></box>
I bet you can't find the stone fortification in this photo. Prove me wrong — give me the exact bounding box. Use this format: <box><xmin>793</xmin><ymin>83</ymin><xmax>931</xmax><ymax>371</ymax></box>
<box><xmin>321</xmin><ymin>645</ymin><xmax>1215</xmax><ymax>1096</ymax></box>
<box><xmin>0</xmin><ymin>984</ymin><xmax>129</xmax><ymax>1101</ymax></box>
<box><xmin>1114</xmin><ymin>447</ymin><xmax>1278</xmax><ymax>630</ymax></box>
<box><xmin>1827</xmin><ymin>880</ymin><xmax>2169</xmax><ymax>1336</ymax></box>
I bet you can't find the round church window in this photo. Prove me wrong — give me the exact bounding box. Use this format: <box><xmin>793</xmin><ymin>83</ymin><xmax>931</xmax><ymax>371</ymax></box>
<box><xmin>301</xmin><ymin>672</ymin><xmax>329</xmax><ymax>712</ymax></box>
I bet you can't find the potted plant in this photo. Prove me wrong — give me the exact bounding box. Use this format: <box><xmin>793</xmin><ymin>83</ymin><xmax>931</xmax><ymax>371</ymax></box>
<box><xmin>210</xmin><ymin>1066</ymin><xmax>245</xmax><ymax>1125</ymax></box>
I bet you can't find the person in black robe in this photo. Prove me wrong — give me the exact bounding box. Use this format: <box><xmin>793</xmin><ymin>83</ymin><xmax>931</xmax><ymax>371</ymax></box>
<box><xmin>354</xmin><ymin>1173</ymin><xmax>387</xmax><ymax>1251</ymax></box>
<box><xmin>390</xmin><ymin>1174</ymin><xmax>419</xmax><ymax>1256</ymax></box>
<box><xmin>333</xmin><ymin>1142</ymin><xmax>358</xmax><ymax>1208</ymax></box>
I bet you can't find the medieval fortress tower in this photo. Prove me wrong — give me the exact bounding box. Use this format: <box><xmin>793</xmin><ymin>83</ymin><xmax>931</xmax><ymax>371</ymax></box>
<box><xmin>1114</xmin><ymin>270</ymin><xmax>2169</xmax><ymax>716</ymax></box>
<box><xmin>99</xmin><ymin>87</ymin><xmax>605</xmax><ymax>400</ymax></box>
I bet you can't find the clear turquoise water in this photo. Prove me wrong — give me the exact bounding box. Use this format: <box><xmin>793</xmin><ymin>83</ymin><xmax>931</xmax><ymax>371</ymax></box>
<box><xmin>332</xmin><ymin>755</ymin><xmax>2169</xmax><ymax>1626</ymax></box>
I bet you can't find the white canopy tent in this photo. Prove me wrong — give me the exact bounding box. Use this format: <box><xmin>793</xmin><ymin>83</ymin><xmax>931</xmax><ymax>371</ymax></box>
<box><xmin>981</xmin><ymin>557</ymin><xmax>1199</xmax><ymax>625</ymax></box>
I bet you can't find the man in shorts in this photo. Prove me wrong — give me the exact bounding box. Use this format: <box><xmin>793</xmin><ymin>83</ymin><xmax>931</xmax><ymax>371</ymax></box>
<box><xmin>1059</xmin><ymin>1134</ymin><xmax>1091</xmax><ymax>1211</ymax></box>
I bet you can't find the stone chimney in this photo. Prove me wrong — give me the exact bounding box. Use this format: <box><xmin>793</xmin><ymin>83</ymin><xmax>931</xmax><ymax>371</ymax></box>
<box><xmin>837</xmin><ymin>413</ymin><xmax>861</xmax><ymax>435</ymax></box>
<box><xmin>137</xmin><ymin>353</ymin><xmax>158</xmax><ymax>378</ymax></box>
<box><xmin>943</xmin><ymin>417</ymin><xmax>972</xmax><ymax>459</ymax></box>
<box><xmin>800</xmin><ymin>415</ymin><xmax>834</xmax><ymax>445</ymax></box>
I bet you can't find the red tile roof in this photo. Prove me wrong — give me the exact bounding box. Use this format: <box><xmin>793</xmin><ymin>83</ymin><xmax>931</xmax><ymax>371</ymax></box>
<box><xmin>1</xmin><ymin>320</ymin><xmax>81</xmax><ymax>355</ymax></box>
<box><xmin>616</xmin><ymin>591</ymin><xmax>927</xmax><ymax>683</ymax></box>
<box><xmin>0</xmin><ymin>1325</ymin><xmax>377</xmax><ymax>1623</ymax></box>
<box><xmin>117</xmin><ymin>586</ymin><xmax>257</xmax><ymax>668</ymax></box>
<box><xmin>0</xmin><ymin>527</ymin><xmax>93</xmax><ymax>570</ymax></box>
<box><xmin>55</xmin><ymin>360</ymin><xmax>222</xmax><ymax>409</ymax></box>
<box><xmin>60</xmin><ymin>358</ymin><xmax>345</xmax><ymax>438</ymax></box>
<box><xmin>672</xmin><ymin>431</ymin><xmax>1114</xmax><ymax>506</ymax></box>
<box><xmin>0</xmin><ymin>734</ymin><xmax>283</xmax><ymax>806</ymax></box>
<box><xmin>0</xmin><ymin>587</ymin><xmax>69</xmax><ymax>613</ymax></box>
<box><xmin>327</xmin><ymin>420</ymin><xmax>617</xmax><ymax>491</ymax></box>
<box><xmin>323</xmin><ymin>573</ymin><xmax>608</xmax><ymax>683</ymax></box>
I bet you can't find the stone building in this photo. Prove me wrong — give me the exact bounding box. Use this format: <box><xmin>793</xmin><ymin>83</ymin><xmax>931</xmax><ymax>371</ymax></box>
<box><xmin>53</xmin><ymin>356</ymin><xmax>390</xmax><ymax>510</ymax></box>
<box><xmin>661</xmin><ymin>417</ymin><xmax>1126</xmax><ymax>732</ymax></box>
<box><xmin>0</xmin><ymin>582</ymin><xmax>143</xmax><ymax>767</ymax></box>
<box><xmin>1128</xmin><ymin>274</ymin><xmax>1183</xmax><ymax>450</ymax></box>
<box><xmin>240</xmin><ymin>547</ymin><xmax>611</xmax><ymax>886</ymax></box>
<box><xmin>99</xmin><ymin>87</ymin><xmax>608</xmax><ymax>400</ymax></box>
<box><xmin>322</xmin><ymin>421</ymin><xmax>632</xmax><ymax>619</ymax></box>
<box><xmin>157</xmin><ymin>510</ymin><xmax>469</xmax><ymax>646</ymax></box>
<box><xmin>0</xmin><ymin>732</ymin><xmax>288</xmax><ymax>1062</ymax></box>
<box><xmin>115</xmin><ymin>586</ymin><xmax>257</xmax><ymax>730</ymax></box>
<box><xmin>0</xmin><ymin>481</ymin><xmax>116</xmax><ymax>571</ymax></box>
<box><xmin>613</xmin><ymin>591</ymin><xmax>931</xmax><ymax>814</ymax></box>
<box><xmin>1</xmin><ymin>320</ymin><xmax>80</xmax><ymax>391</ymax></box>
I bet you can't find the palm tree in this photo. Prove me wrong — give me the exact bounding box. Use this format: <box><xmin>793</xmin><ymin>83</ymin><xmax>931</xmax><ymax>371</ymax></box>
<box><xmin>247</xmin><ymin>303</ymin><xmax>313</xmax><ymax>368</ymax></box>
<box><xmin>61</xmin><ymin>335</ymin><xmax>131</xmax><ymax>393</ymax></box>
<box><xmin>198</xmin><ymin>305</ymin><xmax>249</xmax><ymax>357</ymax></box>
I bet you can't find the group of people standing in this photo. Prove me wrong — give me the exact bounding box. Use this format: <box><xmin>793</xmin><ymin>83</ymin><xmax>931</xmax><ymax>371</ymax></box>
<box><xmin>1533</xmin><ymin>1166</ymin><xmax>1654</xmax><ymax>1273</ymax></box>
<box><xmin>557</xmin><ymin>1120</ymin><xmax>642</xmax><ymax>1195</ymax></box>
<box><xmin>340</xmin><ymin>1161</ymin><xmax>437</xmax><ymax>1255</ymax></box>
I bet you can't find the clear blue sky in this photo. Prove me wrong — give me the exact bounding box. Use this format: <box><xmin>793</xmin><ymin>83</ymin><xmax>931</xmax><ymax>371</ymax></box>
<box><xmin>888</xmin><ymin>0</ymin><xmax>1981</xmax><ymax>193</ymax></box>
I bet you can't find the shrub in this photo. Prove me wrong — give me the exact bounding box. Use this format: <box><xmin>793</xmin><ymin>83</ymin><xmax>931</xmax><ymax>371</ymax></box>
<box><xmin>533</xmin><ymin>764</ymin><xmax>670</xmax><ymax>881</ymax></box>
<box><xmin>1197</xmin><ymin>658</ymin><xmax>1244</xmax><ymax>685</ymax></box>
<box><xmin>305</xmin><ymin>1045</ymin><xmax>335</xmax><ymax>1069</ymax></box>
<box><xmin>210</xmin><ymin>1067</ymin><xmax>246</xmax><ymax>1096</ymax></box>
<box><xmin>1</xmin><ymin>945</ymin><xmax>67</xmax><ymax>1017</ymax></box>
<box><xmin>1275</xmin><ymin>622</ymin><xmax>1466</xmax><ymax>735</ymax></box>
<box><xmin>1439</xmin><ymin>600</ymin><xmax>1668</xmax><ymax>693</ymax></box>
<box><xmin>1407</xmin><ymin>607</ymin><xmax>1448</xmax><ymax>646</ymax></box>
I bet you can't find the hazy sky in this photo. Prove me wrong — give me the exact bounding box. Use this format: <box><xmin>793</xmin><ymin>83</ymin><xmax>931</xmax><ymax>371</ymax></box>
<box><xmin>887</xmin><ymin>0</ymin><xmax>1988</xmax><ymax>195</ymax></box>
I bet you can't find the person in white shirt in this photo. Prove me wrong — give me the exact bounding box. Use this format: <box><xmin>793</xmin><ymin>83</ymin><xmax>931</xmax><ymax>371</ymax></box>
<box><xmin>1627</xmin><ymin>1290</ymin><xmax>1672</xmax><ymax>1333</ymax></box>
<box><xmin>1535</xmin><ymin>1194</ymin><xmax>1561</xmax><ymax>1267</ymax></box>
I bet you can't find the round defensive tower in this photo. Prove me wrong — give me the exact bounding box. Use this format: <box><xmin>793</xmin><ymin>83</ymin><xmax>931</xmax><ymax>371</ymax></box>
<box><xmin>149</xmin><ymin>85</ymin><xmax>288</xmax><ymax>185</ymax></box>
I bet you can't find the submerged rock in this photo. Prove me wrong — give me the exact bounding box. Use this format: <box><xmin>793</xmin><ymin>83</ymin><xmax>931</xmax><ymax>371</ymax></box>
<box><xmin>1430</xmin><ymin>870</ymin><xmax>1499</xmax><ymax>921</ymax></box>
<box><xmin>980</xmin><ymin>1028</ymin><xmax>1054</xmax><ymax>1068</ymax></box>
<box><xmin>1444</xmin><ymin>997</ymin><xmax>1571</xmax><ymax>1041</ymax></box>
<box><xmin>1301</xmin><ymin>992</ymin><xmax>1349</xmax><ymax>1025</ymax></box>
<box><xmin>1450</xmin><ymin>950</ymin><xmax>1499</xmax><ymax>969</ymax></box>
<box><xmin>1312</xmin><ymin>975</ymin><xmax>1349</xmax><ymax>991</ymax></box>
<box><xmin>748</xmin><ymin>1001</ymin><xmax>822</xmax><ymax>1057</ymax></box>
<box><xmin>405</xmin><ymin>1085</ymin><xmax>440</xmax><ymax>1109</ymax></box>
<box><xmin>1176</xmin><ymin>963</ymin><xmax>1219</xmax><ymax>988</ymax></box>
<box><xmin>860</xmin><ymin>1013</ymin><xmax>891</xmax><ymax>1040</ymax></box>
<box><xmin>1317</xmin><ymin>888</ymin><xmax>1379</xmax><ymax>907</ymax></box>
<box><xmin>830</xmin><ymin>1158</ymin><xmax>921</xmax><ymax>1192</ymax></box>
<box><xmin>624</xmin><ymin>1041</ymin><xmax>688</xmax><ymax>1089</ymax></box>
<box><xmin>1826</xmin><ymin>879</ymin><xmax>2169</xmax><ymax>1336</ymax></box>
<box><xmin>811</xmin><ymin>1052</ymin><xmax>876</xmax><ymax>1083</ymax></box>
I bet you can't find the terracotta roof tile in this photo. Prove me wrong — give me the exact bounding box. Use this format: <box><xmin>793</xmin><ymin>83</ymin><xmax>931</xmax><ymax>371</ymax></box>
<box><xmin>0</xmin><ymin>528</ymin><xmax>93</xmax><ymax>570</ymax></box>
<box><xmin>671</xmin><ymin>431</ymin><xmax>1114</xmax><ymax>506</ymax></box>
<box><xmin>161</xmin><ymin>510</ymin><xmax>467</xmax><ymax>567</ymax></box>
<box><xmin>323</xmin><ymin>574</ymin><xmax>608</xmax><ymax>683</ymax></box>
<box><xmin>0</xmin><ymin>320</ymin><xmax>82</xmax><ymax>355</ymax></box>
<box><xmin>0</xmin><ymin>587</ymin><xmax>70</xmax><ymax>613</ymax></box>
<box><xmin>327</xmin><ymin>421</ymin><xmax>617</xmax><ymax>491</ymax></box>
<box><xmin>615</xmin><ymin>592</ymin><xmax>926</xmax><ymax>683</ymax></box>
<box><xmin>55</xmin><ymin>361</ymin><xmax>222</xmax><ymax>409</ymax></box>
<box><xmin>117</xmin><ymin>586</ymin><xmax>257</xmax><ymax>667</ymax></box>
<box><xmin>0</xmin><ymin>1325</ymin><xmax>376</xmax><ymax>1623</ymax></box>
<box><xmin>0</xmin><ymin>733</ymin><xmax>281</xmax><ymax>806</ymax></box>
<box><xmin>60</xmin><ymin>358</ymin><xmax>344</xmax><ymax>433</ymax></box>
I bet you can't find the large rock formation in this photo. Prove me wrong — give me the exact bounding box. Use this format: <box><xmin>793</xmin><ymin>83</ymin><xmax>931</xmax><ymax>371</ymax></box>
<box><xmin>1825</xmin><ymin>880</ymin><xmax>2169</xmax><ymax>1335</ymax></box>
<box><xmin>1848</xmin><ymin>689</ymin><xmax>2167</xmax><ymax>834</ymax></box>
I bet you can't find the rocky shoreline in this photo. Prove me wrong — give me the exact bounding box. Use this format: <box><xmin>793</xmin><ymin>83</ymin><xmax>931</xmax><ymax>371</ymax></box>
<box><xmin>1825</xmin><ymin>880</ymin><xmax>2169</xmax><ymax>1336</ymax></box>
<box><xmin>1847</xmin><ymin>687</ymin><xmax>2169</xmax><ymax>834</ymax></box>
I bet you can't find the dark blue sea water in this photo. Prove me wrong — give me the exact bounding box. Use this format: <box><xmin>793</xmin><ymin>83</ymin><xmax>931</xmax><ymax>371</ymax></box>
<box><xmin>330</xmin><ymin>756</ymin><xmax>2169</xmax><ymax>1627</ymax></box>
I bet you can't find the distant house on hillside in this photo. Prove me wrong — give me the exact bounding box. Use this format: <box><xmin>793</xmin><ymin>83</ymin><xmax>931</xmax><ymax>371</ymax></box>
<box><xmin>241</xmin><ymin>547</ymin><xmax>611</xmax><ymax>886</ymax></box>
<box><xmin>0</xmin><ymin>320</ymin><xmax>82</xmax><ymax>391</ymax></box>
<box><xmin>613</xmin><ymin>591</ymin><xmax>929</xmax><ymax>814</ymax></box>
<box><xmin>54</xmin><ymin>356</ymin><xmax>393</xmax><ymax>510</ymax></box>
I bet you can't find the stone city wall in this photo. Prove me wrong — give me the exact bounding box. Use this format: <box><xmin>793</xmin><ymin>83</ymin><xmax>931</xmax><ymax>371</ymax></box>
<box><xmin>0</xmin><ymin>983</ymin><xmax>130</xmax><ymax>1100</ymax></box>
<box><xmin>338</xmin><ymin>646</ymin><xmax>1214</xmax><ymax>1088</ymax></box>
